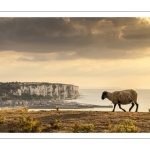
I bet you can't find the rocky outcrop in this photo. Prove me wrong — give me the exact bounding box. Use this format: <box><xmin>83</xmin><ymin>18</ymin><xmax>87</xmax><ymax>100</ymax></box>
<box><xmin>0</xmin><ymin>82</ymin><xmax>79</xmax><ymax>100</ymax></box>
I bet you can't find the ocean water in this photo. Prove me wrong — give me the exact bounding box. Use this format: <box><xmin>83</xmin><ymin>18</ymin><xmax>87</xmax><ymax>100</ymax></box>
<box><xmin>64</xmin><ymin>89</ymin><xmax>150</xmax><ymax>112</ymax></box>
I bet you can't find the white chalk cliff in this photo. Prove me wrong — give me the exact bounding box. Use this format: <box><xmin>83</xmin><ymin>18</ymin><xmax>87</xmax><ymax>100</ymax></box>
<box><xmin>12</xmin><ymin>83</ymin><xmax>79</xmax><ymax>100</ymax></box>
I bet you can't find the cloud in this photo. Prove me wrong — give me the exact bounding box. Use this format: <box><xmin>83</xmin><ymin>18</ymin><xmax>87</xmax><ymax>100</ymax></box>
<box><xmin>0</xmin><ymin>17</ymin><xmax>150</xmax><ymax>59</ymax></box>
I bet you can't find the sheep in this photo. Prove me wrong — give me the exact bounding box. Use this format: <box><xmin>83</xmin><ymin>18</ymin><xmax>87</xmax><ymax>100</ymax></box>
<box><xmin>101</xmin><ymin>89</ymin><xmax>138</xmax><ymax>112</ymax></box>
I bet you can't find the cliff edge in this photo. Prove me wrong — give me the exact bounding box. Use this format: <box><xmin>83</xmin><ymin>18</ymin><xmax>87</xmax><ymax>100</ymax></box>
<box><xmin>0</xmin><ymin>82</ymin><xmax>79</xmax><ymax>100</ymax></box>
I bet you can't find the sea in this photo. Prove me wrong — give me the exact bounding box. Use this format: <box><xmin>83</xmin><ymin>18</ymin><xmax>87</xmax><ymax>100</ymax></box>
<box><xmin>30</xmin><ymin>88</ymin><xmax>150</xmax><ymax>112</ymax></box>
<box><xmin>66</xmin><ymin>89</ymin><xmax>150</xmax><ymax>112</ymax></box>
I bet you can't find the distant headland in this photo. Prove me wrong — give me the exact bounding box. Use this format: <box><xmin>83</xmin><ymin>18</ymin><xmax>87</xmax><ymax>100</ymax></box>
<box><xmin>0</xmin><ymin>82</ymin><xmax>79</xmax><ymax>101</ymax></box>
<box><xmin>0</xmin><ymin>82</ymin><xmax>113</xmax><ymax>110</ymax></box>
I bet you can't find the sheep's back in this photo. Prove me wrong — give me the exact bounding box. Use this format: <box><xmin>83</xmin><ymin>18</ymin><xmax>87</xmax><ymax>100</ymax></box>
<box><xmin>112</xmin><ymin>89</ymin><xmax>138</xmax><ymax>104</ymax></box>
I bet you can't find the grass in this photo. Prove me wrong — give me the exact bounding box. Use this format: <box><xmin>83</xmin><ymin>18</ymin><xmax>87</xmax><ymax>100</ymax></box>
<box><xmin>0</xmin><ymin>110</ymin><xmax>149</xmax><ymax>133</ymax></box>
<box><xmin>0</xmin><ymin>107</ymin><xmax>28</xmax><ymax>113</ymax></box>
<box><xmin>15</xmin><ymin>107</ymin><xmax>28</xmax><ymax>113</ymax></box>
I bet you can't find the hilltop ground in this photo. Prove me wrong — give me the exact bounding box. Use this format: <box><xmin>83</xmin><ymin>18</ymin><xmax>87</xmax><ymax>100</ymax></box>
<box><xmin>0</xmin><ymin>109</ymin><xmax>150</xmax><ymax>133</ymax></box>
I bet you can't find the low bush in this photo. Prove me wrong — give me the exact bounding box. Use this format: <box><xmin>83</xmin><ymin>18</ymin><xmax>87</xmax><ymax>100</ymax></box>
<box><xmin>50</xmin><ymin>119</ymin><xmax>61</xmax><ymax>130</ymax></box>
<box><xmin>42</xmin><ymin>120</ymin><xmax>62</xmax><ymax>132</ymax></box>
<box><xmin>103</xmin><ymin>119</ymin><xmax>140</xmax><ymax>133</ymax></box>
<box><xmin>113</xmin><ymin>119</ymin><xmax>140</xmax><ymax>133</ymax></box>
<box><xmin>18</xmin><ymin>115</ymin><xmax>42</xmax><ymax>132</ymax></box>
<box><xmin>0</xmin><ymin>115</ymin><xmax>6</xmax><ymax>124</ymax></box>
<box><xmin>71</xmin><ymin>123</ymin><xmax>94</xmax><ymax>133</ymax></box>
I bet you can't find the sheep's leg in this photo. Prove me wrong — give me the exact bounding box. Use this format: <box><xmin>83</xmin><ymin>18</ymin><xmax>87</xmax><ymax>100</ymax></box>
<box><xmin>129</xmin><ymin>102</ymin><xmax>134</xmax><ymax>112</ymax></box>
<box><xmin>112</xmin><ymin>103</ymin><xmax>117</xmax><ymax>112</ymax></box>
<box><xmin>135</xmin><ymin>103</ymin><xmax>139</xmax><ymax>112</ymax></box>
<box><xmin>118</xmin><ymin>103</ymin><xmax>126</xmax><ymax>112</ymax></box>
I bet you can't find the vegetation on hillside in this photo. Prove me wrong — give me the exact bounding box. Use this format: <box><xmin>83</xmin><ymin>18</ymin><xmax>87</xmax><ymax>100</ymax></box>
<box><xmin>0</xmin><ymin>110</ymin><xmax>149</xmax><ymax>133</ymax></box>
<box><xmin>0</xmin><ymin>82</ymin><xmax>20</xmax><ymax>96</ymax></box>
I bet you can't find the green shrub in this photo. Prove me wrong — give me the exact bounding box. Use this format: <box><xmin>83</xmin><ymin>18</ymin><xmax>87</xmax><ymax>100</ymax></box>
<box><xmin>0</xmin><ymin>115</ymin><xmax>6</xmax><ymax>124</ymax></box>
<box><xmin>113</xmin><ymin>119</ymin><xmax>139</xmax><ymax>133</ymax></box>
<box><xmin>43</xmin><ymin>120</ymin><xmax>62</xmax><ymax>132</ymax></box>
<box><xmin>50</xmin><ymin>119</ymin><xmax>61</xmax><ymax>130</ymax></box>
<box><xmin>105</xmin><ymin>119</ymin><xmax>140</xmax><ymax>133</ymax></box>
<box><xmin>71</xmin><ymin>123</ymin><xmax>81</xmax><ymax>133</ymax></box>
<box><xmin>71</xmin><ymin>123</ymin><xmax>94</xmax><ymax>133</ymax></box>
<box><xmin>80</xmin><ymin>124</ymin><xmax>94</xmax><ymax>133</ymax></box>
<box><xmin>18</xmin><ymin>115</ymin><xmax>42</xmax><ymax>132</ymax></box>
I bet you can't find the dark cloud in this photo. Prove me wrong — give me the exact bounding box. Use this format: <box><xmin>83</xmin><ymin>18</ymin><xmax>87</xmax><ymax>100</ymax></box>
<box><xmin>122</xmin><ymin>26</ymin><xmax>150</xmax><ymax>40</ymax></box>
<box><xmin>0</xmin><ymin>17</ymin><xmax>150</xmax><ymax>59</ymax></box>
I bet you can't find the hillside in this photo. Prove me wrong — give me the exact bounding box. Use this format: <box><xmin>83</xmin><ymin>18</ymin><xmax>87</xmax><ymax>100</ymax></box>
<box><xmin>0</xmin><ymin>109</ymin><xmax>149</xmax><ymax>133</ymax></box>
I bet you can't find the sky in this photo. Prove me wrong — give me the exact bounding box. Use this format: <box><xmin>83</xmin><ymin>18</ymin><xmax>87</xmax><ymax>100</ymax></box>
<box><xmin>1</xmin><ymin>17</ymin><xmax>150</xmax><ymax>89</ymax></box>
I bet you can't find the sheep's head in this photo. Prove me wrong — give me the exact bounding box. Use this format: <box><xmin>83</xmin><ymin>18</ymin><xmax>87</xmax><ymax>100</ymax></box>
<box><xmin>101</xmin><ymin>91</ymin><xmax>107</xmax><ymax>100</ymax></box>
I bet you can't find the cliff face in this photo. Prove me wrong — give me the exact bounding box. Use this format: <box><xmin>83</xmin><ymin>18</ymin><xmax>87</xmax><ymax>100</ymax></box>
<box><xmin>0</xmin><ymin>82</ymin><xmax>79</xmax><ymax>100</ymax></box>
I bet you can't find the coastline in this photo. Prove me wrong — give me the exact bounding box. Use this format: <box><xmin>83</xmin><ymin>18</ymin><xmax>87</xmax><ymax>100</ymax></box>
<box><xmin>0</xmin><ymin>104</ymin><xmax>113</xmax><ymax>110</ymax></box>
<box><xmin>29</xmin><ymin>105</ymin><xmax>113</xmax><ymax>109</ymax></box>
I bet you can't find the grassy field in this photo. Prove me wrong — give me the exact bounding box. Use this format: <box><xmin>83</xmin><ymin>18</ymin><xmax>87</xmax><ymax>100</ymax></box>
<box><xmin>0</xmin><ymin>108</ymin><xmax>150</xmax><ymax>133</ymax></box>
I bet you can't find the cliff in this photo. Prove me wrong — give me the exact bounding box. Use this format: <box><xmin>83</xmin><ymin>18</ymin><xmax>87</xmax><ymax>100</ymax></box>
<box><xmin>0</xmin><ymin>82</ymin><xmax>79</xmax><ymax>100</ymax></box>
